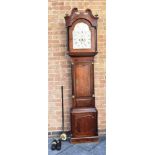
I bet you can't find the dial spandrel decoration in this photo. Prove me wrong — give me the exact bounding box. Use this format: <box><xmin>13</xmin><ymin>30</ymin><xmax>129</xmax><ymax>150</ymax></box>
<box><xmin>73</xmin><ymin>22</ymin><xmax>91</xmax><ymax>49</ymax></box>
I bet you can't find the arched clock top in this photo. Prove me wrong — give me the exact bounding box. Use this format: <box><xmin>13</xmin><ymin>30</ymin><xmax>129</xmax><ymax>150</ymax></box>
<box><xmin>64</xmin><ymin>8</ymin><xmax>98</xmax><ymax>27</ymax></box>
<box><xmin>65</xmin><ymin>8</ymin><xmax>98</xmax><ymax>56</ymax></box>
<box><xmin>73</xmin><ymin>22</ymin><xmax>91</xmax><ymax>49</ymax></box>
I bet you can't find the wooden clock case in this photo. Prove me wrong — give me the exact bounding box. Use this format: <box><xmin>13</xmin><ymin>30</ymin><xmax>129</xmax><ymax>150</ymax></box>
<box><xmin>64</xmin><ymin>8</ymin><xmax>99</xmax><ymax>143</ymax></box>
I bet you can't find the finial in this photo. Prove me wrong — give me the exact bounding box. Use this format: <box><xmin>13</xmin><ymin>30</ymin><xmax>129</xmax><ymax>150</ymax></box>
<box><xmin>95</xmin><ymin>13</ymin><xmax>98</xmax><ymax>17</ymax></box>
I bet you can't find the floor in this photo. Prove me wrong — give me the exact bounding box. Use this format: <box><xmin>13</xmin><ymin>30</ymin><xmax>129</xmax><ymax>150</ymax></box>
<box><xmin>48</xmin><ymin>136</ymin><xmax>106</xmax><ymax>155</ymax></box>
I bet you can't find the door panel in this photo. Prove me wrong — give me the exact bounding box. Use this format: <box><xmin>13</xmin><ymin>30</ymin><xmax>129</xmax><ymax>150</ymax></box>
<box><xmin>71</xmin><ymin>111</ymin><xmax>97</xmax><ymax>137</ymax></box>
<box><xmin>74</xmin><ymin>62</ymin><xmax>93</xmax><ymax>97</ymax></box>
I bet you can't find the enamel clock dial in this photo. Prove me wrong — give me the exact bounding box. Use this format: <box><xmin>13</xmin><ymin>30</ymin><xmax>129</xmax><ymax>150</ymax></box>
<box><xmin>73</xmin><ymin>22</ymin><xmax>91</xmax><ymax>49</ymax></box>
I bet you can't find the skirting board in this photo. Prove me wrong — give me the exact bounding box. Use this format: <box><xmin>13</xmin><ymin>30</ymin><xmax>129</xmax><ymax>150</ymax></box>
<box><xmin>48</xmin><ymin>131</ymin><xmax>71</xmax><ymax>139</ymax></box>
<box><xmin>48</xmin><ymin>129</ymin><xmax>106</xmax><ymax>139</ymax></box>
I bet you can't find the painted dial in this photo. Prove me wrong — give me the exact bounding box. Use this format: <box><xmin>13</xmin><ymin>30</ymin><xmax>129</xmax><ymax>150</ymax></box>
<box><xmin>73</xmin><ymin>22</ymin><xmax>91</xmax><ymax>49</ymax></box>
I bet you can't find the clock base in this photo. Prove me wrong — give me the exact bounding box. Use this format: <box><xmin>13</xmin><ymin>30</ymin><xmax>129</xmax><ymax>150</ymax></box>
<box><xmin>70</xmin><ymin>136</ymin><xmax>99</xmax><ymax>144</ymax></box>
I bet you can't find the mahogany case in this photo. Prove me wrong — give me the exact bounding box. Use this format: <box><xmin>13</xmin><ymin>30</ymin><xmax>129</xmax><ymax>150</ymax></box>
<box><xmin>64</xmin><ymin>8</ymin><xmax>99</xmax><ymax>143</ymax></box>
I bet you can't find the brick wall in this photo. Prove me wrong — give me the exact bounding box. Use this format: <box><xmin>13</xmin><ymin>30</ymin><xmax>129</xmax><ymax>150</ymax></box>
<box><xmin>48</xmin><ymin>0</ymin><xmax>106</xmax><ymax>135</ymax></box>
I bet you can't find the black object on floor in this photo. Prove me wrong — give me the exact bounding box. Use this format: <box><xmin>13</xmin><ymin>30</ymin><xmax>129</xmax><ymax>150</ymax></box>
<box><xmin>56</xmin><ymin>139</ymin><xmax>61</xmax><ymax>151</ymax></box>
<box><xmin>51</xmin><ymin>139</ymin><xmax>57</xmax><ymax>150</ymax></box>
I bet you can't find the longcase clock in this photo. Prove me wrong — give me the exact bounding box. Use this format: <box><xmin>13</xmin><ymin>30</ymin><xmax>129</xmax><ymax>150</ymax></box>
<box><xmin>64</xmin><ymin>8</ymin><xmax>99</xmax><ymax>143</ymax></box>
